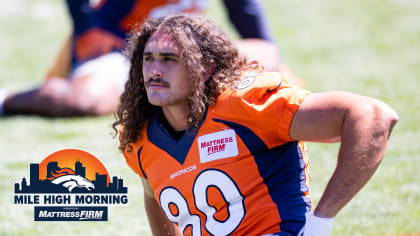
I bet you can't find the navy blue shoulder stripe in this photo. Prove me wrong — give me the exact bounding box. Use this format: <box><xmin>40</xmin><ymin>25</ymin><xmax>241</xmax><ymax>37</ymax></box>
<box><xmin>212</xmin><ymin>118</ymin><xmax>268</xmax><ymax>155</ymax></box>
<box><xmin>213</xmin><ymin>118</ymin><xmax>308</xmax><ymax>233</ymax></box>
<box><xmin>137</xmin><ymin>147</ymin><xmax>148</xmax><ymax>179</ymax></box>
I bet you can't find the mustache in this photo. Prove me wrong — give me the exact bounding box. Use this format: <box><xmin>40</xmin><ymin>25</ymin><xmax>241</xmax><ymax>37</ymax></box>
<box><xmin>145</xmin><ymin>77</ymin><xmax>170</xmax><ymax>87</ymax></box>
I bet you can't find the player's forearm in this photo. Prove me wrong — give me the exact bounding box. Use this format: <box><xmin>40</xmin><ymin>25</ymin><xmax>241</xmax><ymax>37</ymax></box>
<box><xmin>314</xmin><ymin>100</ymin><xmax>398</xmax><ymax>218</ymax></box>
<box><xmin>144</xmin><ymin>194</ymin><xmax>182</xmax><ymax>236</ymax></box>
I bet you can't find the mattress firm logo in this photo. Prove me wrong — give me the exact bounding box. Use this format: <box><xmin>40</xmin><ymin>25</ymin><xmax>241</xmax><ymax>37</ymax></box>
<box><xmin>13</xmin><ymin>149</ymin><xmax>128</xmax><ymax>221</ymax></box>
<box><xmin>198</xmin><ymin>129</ymin><xmax>238</xmax><ymax>163</ymax></box>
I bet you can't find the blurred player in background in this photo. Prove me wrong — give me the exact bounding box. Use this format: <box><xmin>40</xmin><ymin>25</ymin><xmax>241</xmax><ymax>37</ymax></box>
<box><xmin>0</xmin><ymin>0</ymin><xmax>297</xmax><ymax>117</ymax></box>
<box><xmin>115</xmin><ymin>14</ymin><xmax>398</xmax><ymax>235</ymax></box>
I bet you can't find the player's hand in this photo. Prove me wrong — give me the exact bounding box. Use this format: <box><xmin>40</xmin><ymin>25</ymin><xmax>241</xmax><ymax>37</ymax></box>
<box><xmin>297</xmin><ymin>212</ymin><xmax>334</xmax><ymax>236</ymax></box>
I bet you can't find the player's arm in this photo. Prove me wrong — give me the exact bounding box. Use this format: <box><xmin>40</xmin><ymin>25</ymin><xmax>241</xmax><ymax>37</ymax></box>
<box><xmin>290</xmin><ymin>91</ymin><xmax>398</xmax><ymax>233</ymax></box>
<box><xmin>141</xmin><ymin>178</ymin><xmax>182</xmax><ymax>236</ymax></box>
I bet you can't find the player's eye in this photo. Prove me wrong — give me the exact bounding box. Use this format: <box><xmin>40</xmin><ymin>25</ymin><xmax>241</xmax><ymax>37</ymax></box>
<box><xmin>143</xmin><ymin>55</ymin><xmax>153</xmax><ymax>62</ymax></box>
<box><xmin>163</xmin><ymin>56</ymin><xmax>177</xmax><ymax>62</ymax></box>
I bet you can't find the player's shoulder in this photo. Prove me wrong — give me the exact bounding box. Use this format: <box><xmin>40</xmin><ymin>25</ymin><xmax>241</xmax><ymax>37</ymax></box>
<box><xmin>236</xmin><ymin>71</ymin><xmax>283</xmax><ymax>91</ymax></box>
<box><xmin>118</xmin><ymin>123</ymin><xmax>149</xmax><ymax>153</ymax></box>
<box><xmin>212</xmin><ymin>70</ymin><xmax>309</xmax><ymax>118</ymax></box>
<box><xmin>218</xmin><ymin>71</ymin><xmax>295</xmax><ymax>102</ymax></box>
<box><xmin>211</xmin><ymin>71</ymin><xmax>277</xmax><ymax>118</ymax></box>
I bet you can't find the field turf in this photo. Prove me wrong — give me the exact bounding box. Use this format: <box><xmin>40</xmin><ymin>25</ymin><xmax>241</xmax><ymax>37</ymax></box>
<box><xmin>1</xmin><ymin>0</ymin><xmax>419</xmax><ymax>235</ymax></box>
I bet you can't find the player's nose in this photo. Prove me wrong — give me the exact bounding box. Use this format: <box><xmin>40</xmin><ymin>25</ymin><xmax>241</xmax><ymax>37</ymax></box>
<box><xmin>148</xmin><ymin>61</ymin><xmax>163</xmax><ymax>79</ymax></box>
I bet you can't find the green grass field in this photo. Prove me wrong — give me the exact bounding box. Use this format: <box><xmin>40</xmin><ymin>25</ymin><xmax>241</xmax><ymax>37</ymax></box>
<box><xmin>1</xmin><ymin>0</ymin><xmax>419</xmax><ymax>235</ymax></box>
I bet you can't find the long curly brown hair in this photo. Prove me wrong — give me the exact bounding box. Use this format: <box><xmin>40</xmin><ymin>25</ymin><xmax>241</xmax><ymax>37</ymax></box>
<box><xmin>113</xmin><ymin>14</ymin><xmax>255</xmax><ymax>152</ymax></box>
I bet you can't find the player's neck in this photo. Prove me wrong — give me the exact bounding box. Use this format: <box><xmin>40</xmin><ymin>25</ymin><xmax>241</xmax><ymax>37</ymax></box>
<box><xmin>162</xmin><ymin>105</ymin><xmax>189</xmax><ymax>132</ymax></box>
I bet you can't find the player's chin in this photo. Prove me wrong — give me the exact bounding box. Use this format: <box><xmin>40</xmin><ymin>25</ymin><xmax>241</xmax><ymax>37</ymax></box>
<box><xmin>146</xmin><ymin>94</ymin><xmax>171</xmax><ymax>107</ymax></box>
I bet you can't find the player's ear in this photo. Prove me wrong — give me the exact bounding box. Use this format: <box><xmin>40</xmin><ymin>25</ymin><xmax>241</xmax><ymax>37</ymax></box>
<box><xmin>202</xmin><ymin>64</ymin><xmax>215</xmax><ymax>82</ymax></box>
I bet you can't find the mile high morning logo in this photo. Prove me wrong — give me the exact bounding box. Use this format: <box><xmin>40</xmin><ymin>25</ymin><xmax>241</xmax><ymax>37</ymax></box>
<box><xmin>14</xmin><ymin>149</ymin><xmax>128</xmax><ymax>221</ymax></box>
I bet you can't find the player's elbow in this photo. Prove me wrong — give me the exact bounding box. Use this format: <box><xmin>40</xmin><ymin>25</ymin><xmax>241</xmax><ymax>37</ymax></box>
<box><xmin>344</xmin><ymin>99</ymin><xmax>398</xmax><ymax>168</ymax></box>
<box><xmin>347</xmin><ymin>97</ymin><xmax>398</xmax><ymax>146</ymax></box>
<box><xmin>364</xmin><ymin>100</ymin><xmax>398</xmax><ymax>167</ymax></box>
<box><xmin>370</xmin><ymin>99</ymin><xmax>399</xmax><ymax>140</ymax></box>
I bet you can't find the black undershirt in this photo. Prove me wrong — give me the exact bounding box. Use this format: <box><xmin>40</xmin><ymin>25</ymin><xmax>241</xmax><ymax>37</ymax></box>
<box><xmin>158</xmin><ymin>114</ymin><xmax>186</xmax><ymax>141</ymax></box>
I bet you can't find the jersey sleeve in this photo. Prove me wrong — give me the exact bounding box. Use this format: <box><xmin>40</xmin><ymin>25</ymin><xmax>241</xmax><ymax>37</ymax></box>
<box><xmin>119</xmin><ymin>126</ymin><xmax>146</xmax><ymax>179</ymax></box>
<box><xmin>216</xmin><ymin>72</ymin><xmax>310</xmax><ymax>144</ymax></box>
<box><xmin>263</xmin><ymin>85</ymin><xmax>309</xmax><ymax>141</ymax></box>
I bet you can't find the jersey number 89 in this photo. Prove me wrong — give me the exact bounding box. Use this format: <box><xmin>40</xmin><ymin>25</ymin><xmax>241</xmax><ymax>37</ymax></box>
<box><xmin>159</xmin><ymin>169</ymin><xmax>245</xmax><ymax>235</ymax></box>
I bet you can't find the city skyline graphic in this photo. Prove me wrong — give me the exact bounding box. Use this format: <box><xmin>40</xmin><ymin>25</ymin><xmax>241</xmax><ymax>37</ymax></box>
<box><xmin>15</xmin><ymin>160</ymin><xmax>127</xmax><ymax>194</ymax></box>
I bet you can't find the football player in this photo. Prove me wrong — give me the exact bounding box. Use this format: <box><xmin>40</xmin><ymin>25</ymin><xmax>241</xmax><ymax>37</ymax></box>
<box><xmin>114</xmin><ymin>14</ymin><xmax>398</xmax><ymax>235</ymax></box>
<box><xmin>1</xmin><ymin>0</ymin><xmax>296</xmax><ymax>116</ymax></box>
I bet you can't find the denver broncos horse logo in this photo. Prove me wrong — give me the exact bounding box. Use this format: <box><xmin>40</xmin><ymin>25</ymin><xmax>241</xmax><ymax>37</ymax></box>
<box><xmin>48</xmin><ymin>168</ymin><xmax>95</xmax><ymax>192</ymax></box>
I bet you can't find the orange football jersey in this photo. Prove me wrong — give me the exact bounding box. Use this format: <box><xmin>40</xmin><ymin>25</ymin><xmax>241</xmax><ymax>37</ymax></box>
<box><xmin>121</xmin><ymin>72</ymin><xmax>311</xmax><ymax>235</ymax></box>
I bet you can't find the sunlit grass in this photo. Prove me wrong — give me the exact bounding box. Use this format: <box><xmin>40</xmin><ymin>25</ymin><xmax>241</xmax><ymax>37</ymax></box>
<box><xmin>1</xmin><ymin>0</ymin><xmax>419</xmax><ymax>235</ymax></box>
